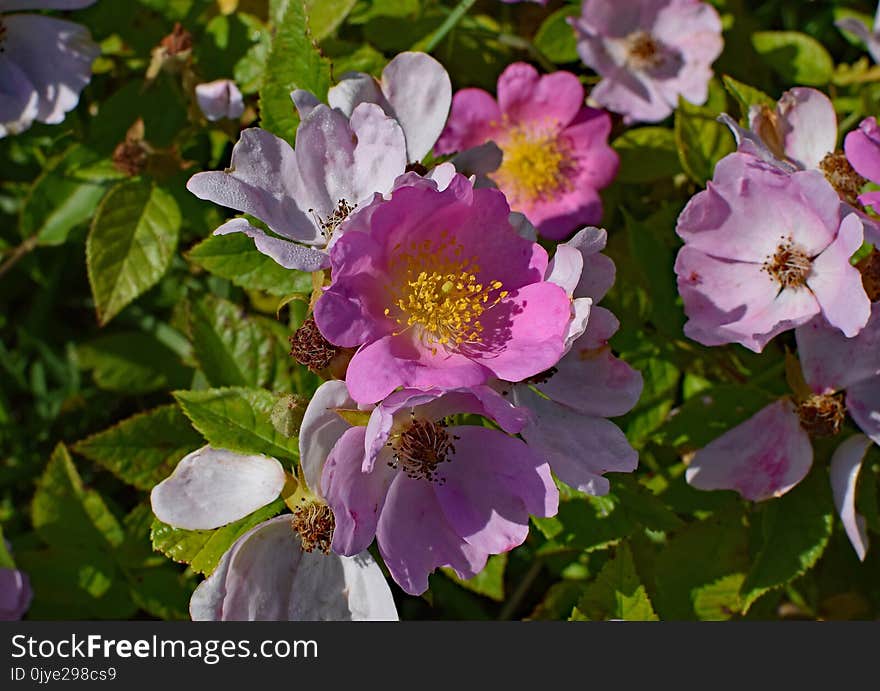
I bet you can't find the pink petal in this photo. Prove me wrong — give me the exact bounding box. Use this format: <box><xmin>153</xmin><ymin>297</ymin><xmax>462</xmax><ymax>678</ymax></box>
<box><xmin>435</xmin><ymin>426</ymin><xmax>557</xmax><ymax>554</ymax></box>
<box><xmin>845</xmin><ymin>116</ymin><xmax>880</xmax><ymax>184</ymax></box>
<box><xmin>847</xmin><ymin>378</ymin><xmax>880</xmax><ymax>446</ymax></box>
<box><xmin>830</xmin><ymin>435</ymin><xmax>872</xmax><ymax>562</ymax></box>
<box><xmin>376</xmin><ymin>473</ymin><xmax>489</xmax><ymax>596</ymax></box>
<box><xmin>322</xmin><ymin>426</ymin><xmax>396</xmax><ymax>556</ymax></box>
<box><xmin>775</xmin><ymin>87</ymin><xmax>838</xmax><ymax>170</ymax></box>
<box><xmin>150</xmin><ymin>446</ymin><xmax>285</xmax><ymax>530</ymax></box>
<box><xmin>497</xmin><ymin>62</ymin><xmax>584</xmax><ymax>128</ymax></box>
<box><xmin>686</xmin><ymin>399</ymin><xmax>813</xmax><ymax>502</ymax></box>
<box><xmin>515</xmin><ymin>385</ymin><xmax>637</xmax><ymax>496</ymax></box>
<box><xmin>807</xmin><ymin>213</ymin><xmax>871</xmax><ymax>338</ymax></box>
<box><xmin>435</xmin><ymin>88</ymin><xmax>501</xmax><ymax>154</ymax></box>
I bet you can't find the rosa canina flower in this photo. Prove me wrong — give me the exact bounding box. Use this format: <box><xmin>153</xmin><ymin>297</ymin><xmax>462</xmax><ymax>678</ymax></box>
<box><xmin>0</xmin><ymin>0</ymin><xmax>100</xmax><ymax>137</ymax></box>
<box><xmin>435</xmin><ymin>62</ymin><xmax>618</xmax><ymax>240</ymax></box>
<box><xmin>675</xmin><ymin>152</ymin><xmax>871</xmax><ymax>352</ymax></box>
<box><xmin>150</xmin><ymin>398</ymin><xmax>398</xmax><ymax>621</ymax></box>
<box><xmin>320</xmin><ymin>385</ymin><xmax>558</xmax><ymax>596</ymax></box>
<box><xmin>187</xmin><ymin>101</ymin><xmax>409</xmax><ymax>272</ymax></box>
<box><xmin>686</xmin><ymin>301</ymin><xmax>880</xmax><ymax>560</ymax></box>
<box><xmin>508</xmin><ymin>228</ymin><xmax>643</xmax><ymax>495</ymax></box>
<box><xmin>568</xmin><ymin>0</ymin><xmax>723</xmax><ymax>124</ymax></box>
<box><xmin>720</xmin><ymin>87</ymin><xmax>880</xmax><ymax>244</ymax></box>
<box><xmin>313</xmin><ymin>173</ymin><xmax>573</xmax><ymax>405</ymax></box>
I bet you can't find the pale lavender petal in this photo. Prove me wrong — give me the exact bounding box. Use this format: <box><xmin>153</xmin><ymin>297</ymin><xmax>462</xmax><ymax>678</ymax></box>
<box><xmin>830</xmin><ymin>434</ymin><xmax>872</xmax><ymax>562</ymax></box>
<box><xmin>213</xmin><ymin>218</ymin><xmax>329</xmax><ymax>272</ymax></box>
<box><xmin>322</xmin><ymin>426</ymin><xmax>396</xmax><ymax>556</ymax></box>
<box><xmin>291</xmin><ymin>88</ymin><xmax>321</xmax><ymax>120</ymax></box>
<box><xmin>187</xmin><ymin>128</ymin><xmax>320</xmax><ymax>244</ymax></box>
<box><xmin>776</xmin><ymin>87</ymin><xmax>837</xmax><ymax>170</ymax></box>
<box><xmin>848</xmin><ymin>378</ymin><xmax>880</xmax><ymax>446</ymax></box>
<box><xmin>327</xmin><ymin>73</ymin><xmax>387</xmax><ymax>116</ymax></box>
<box><xmin>807</xmin><ymin>213</ymin><xmax>870</xmax><ymax>338</ymax></box>
<box><xmin>299</xmin><ymin>380</ymin><xmax>357</xmax><ymax>496</ymax></box>
<box><xmin>514</xmin><ymin>385</ymin><xmax>637</xmax><ymax>496</ymax></box>
<box><xmin>546</xmin><ymin>241</ymin><xmax>584</xmax><ymax>296</ymax></box>
<box><xmin>451</xmin><ymin>141</ymin><xmax>503</xmax><ymax>178</ymax></box>
<box><xmin>435</xmin><ymin>426</ymin><xmax>557</xmax><ymax>554</ymax></box>
<box><xmin>376</xmin><ymin>473</ymin><xmax>488</xmax><ymax>596</ymax></box>
<box><xmin>196</xmin><ymin>79</ymin><xmax>244</xmax><ymax>121</ymax></box>
<box><xmin>0</xmin><ymin>55</ymin><xmax>38</xmax><ymax>137</ymax></box>
<box><xmin>381</xmin><ymin>51</ymin><xmax>452</xmax><ymax>162</ymax></box>
<box><xmin>150</xmin><ymin>446</ymin><xmax>285</xmax><ymax>530</ymax></box>
<box><xmin>796</xmin><ymin>303</ymin><xmax>880</xmax><ymax>394</ymax></box>
<box><xmin>0</xmin><ymin>568</ymin><xmax>31</xmax><ymax>621</ymax></box>
<box><xmin>2</xmin><ymin>14</ymin><xmax>98</xmax><ymax>124</ymax></box>
<box><xmin>686</xmin><ymin>400</ymin><xmax>813</xmax><ymax>502</ymax></box>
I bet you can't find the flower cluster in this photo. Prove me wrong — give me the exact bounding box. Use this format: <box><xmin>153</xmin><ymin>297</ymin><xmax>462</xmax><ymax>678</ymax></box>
<box><xmin>162</xmin><ymin>48</ymin><xmax>642</xmax><ymax>618</ymax></box>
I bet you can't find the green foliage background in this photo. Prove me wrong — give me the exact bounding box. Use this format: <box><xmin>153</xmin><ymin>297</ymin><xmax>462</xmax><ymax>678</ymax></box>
<box><xmin>2</xmin><ymin>0</ymin><xmax>879</xmax><ymax>620</ymax></box>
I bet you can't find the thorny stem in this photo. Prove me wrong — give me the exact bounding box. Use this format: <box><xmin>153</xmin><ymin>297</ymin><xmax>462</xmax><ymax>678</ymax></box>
<box><xmin>0</xmin><ymin>235</ymin><xmax>38</xmax><ymax>281</ymax></box>
<box><xmin>424</xmin><ymin>0</ymin><xmax>477</xmax><ymax>52</ymax></box>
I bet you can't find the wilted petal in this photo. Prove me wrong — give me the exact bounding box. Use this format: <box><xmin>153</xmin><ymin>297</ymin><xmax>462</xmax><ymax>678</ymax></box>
<box><xmin>830</xmin><ymin>434</ymin><xmax>872</xmax><ymax>562</ymax></box>
<box><xmin>150</xmin><ymin>446</ymin><xmax>286</xmax><ymax>530</ymax></box>
<box><xmin>190</xmin><ymin>516</ymin><xmax>398</xmax><ymax>621</ymax></box>
<box><xmin>686</xmin><ymin>399</ymin><xmax>813</xmax><ymax>502</ymax></box>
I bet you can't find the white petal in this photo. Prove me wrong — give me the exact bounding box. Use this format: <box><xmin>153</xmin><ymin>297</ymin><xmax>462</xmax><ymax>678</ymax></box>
<box><xmin>830</xmin><ymin>434</ymin><xmax>872</xmax><ymax>561</ymax></box>
<box><xmin>151</xmin><ymin>446</ymin><xmax>286</xmax><ymax>530</ymax></box>
<box><xmin>327</xmin><ymin>72</ymin><xmax>387</xmax><ymax>116</ymax></box>
<box><xmin>213</xmin><ymin>218</ymin><xmax>329</xmax><ymax>271</ymax></box>
<box><xmin>299</xmin><ymin>380</ymin><xmax>357</xmax><ymax>496</ymax></box>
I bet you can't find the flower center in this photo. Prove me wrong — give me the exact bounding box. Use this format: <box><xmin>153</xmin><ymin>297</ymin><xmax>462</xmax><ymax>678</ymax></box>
<box><xmin>491</xmin><ymin>124</ymin><xmax>573</xmax><ymax>204</ymax></box>
<box><xmin>291</xmin><ymin>501</ymin><xmax>335</xmax><ymax>554</ymax></box>
<box><xmin>819</xmin><ymin>151</ymin><xmax>867</xmax><ymax>206</ymax></box>
<box><xmin>625</xmin><ymin>31</ymin><xmax>664</xmax><ymax>70</ymax></box>
<box><xmin>387</xmin><ymin>417</ymin><xmax>458</xmax><ymax>483</ymax></box>
<box><xmin>796</xmin><ymin>393</ymin><xmax>845</xmax><ymax>438</ymax></box>
<box><xmin>289</xmin><ymin>315</ymin><xmax>341</xmax><ymax>372</ymax></box>
<box><xmin>857</xmin><ymin>249</ymin><xmax>880</xmax><ymax>302</ymax></box>
<box><xmin>385</xmin><ymin>232</ymin><xmax>507</xmax><ymax>354</ymax></box>
<box><xmin>763</xmin><ymin>237</ymin><xmax>812</xmax><ymax>289</ymax></box>
<box><xmin>312</xmin><ymin>199</ymin><xmax>356</xmax><ymax>242</ymax></box>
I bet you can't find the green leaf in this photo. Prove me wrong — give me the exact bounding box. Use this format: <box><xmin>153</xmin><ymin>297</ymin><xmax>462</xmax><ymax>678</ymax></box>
<box><xmin>73</xmin><ymin>405</ymin><xmax>203</xmax><ymax>491</ymax></box>
<box><xmin>573</xmin><ymin>543</ymin><xmax>658</xmax><ymax>621</ymax></box>
<box><xmin>305</xmin><ymin>0</ymin><xmax>358</xmax><ymax>41</ymax></box>
<box><xmin>76</xmin><ymin>330</ymin><xmax>191</xmax><ymax>394</ymax></box>
<box><xmin>613</xmin><ymin>127</ymin><xmax>683</xmax><ymax>184</ymax></box>
<box><xmin>674</xmin><ymin>97</ymin><xmax>735</xmax><ymax>185</ymax></box>
<box><xmin>150</xmin><ymin>499</ymin><xmax>285</xmax><ymax>575</ymax></box>
<box><xmin>0</xmin><ymin>525</ymin><xmax>15</xmax><ymax>569</ymax></box>
<box><xmin>751</xmin><ymin>31</ymin><xmax>834</xmax><ymax>86</ymax></box>
<box><xmin>20</xmin><ymin>145</ymin><xmax>112</xmax><ymax>247</ymax></box>
<box><xmin>533</xmin><ymin>6</ymin><xmax>579</xmax><ymax>64</ymax></box>
<box><xmin>443</xmin><ymin>554</ymin><xmax>507</xmax><ymax>602</ymax></box>
<box><xmin>187</xmin><ymin>232</ymin><xmax>314</xmax><ymax>297</ymax></box>
<box><xmin>173</xmin><ymin>387</ymin><xmax>300</xmax><ymax>462</ymax></box>
<box><xmin>32</xmin><ymin>444</ymin><xmax>126</xmax><ymax>551</ymax></box>
<box><xmin>258</xmin><ymin>0</ymin><xmax>332</xmax><ymax>145</ymax></box>
<box><xmin>740</xmin><ymin>467</ymin><xmax>834</xmax><ymax>612</ymax></box>
<box><xmin>188</xmin><ymin>294</ymin><xmax>276</xmax><ymax>388</ymax></box>
<box><xmin>721</xmin><ymin>75</ymin><xmax>774</xmax><ymax>121</ymax></box>
<box><xmin>693</xmin><ymin>573</ymin><xmax>745</xmax><ymax>621</ymax></box>
<box><xmin>653</xmin><ymin>506</ymin><xmax>750</xmax><ymax>620</ymax></box>
<box><xmin>86</xmin><ymin>180</ymin><xmax>181</xmax><ymax>325</ymax></box>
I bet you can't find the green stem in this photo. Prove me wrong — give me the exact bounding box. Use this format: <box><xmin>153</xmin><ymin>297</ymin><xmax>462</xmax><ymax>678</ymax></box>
<box><xmin>424</xmin><ymin>0</ymin><xmax>477</xmax><ymax>52</ymax></box>
<box><xmin>497</xmin><ymin>558</ymin><xmax>544</xmax><ymax>621</ymax></box>
<box><xmin>497</xmin><ymin>33</ymin><xmax>556</xmax><ymax>74</ymax></box>
<box><xmin>0</xmin><ymin>235</ymin><xmax>38</xmax><ymax>281</ymax></box>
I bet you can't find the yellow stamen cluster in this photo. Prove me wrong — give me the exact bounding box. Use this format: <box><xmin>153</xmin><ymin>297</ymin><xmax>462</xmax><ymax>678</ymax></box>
<box><xmin>385</xmin><ymin>232</ymin><xmax>507</xmax><ymax>354</ymax></box>
<box><xmin>491</xmin><ymin>124</ymin><xmax>573</xmax><ymax>204</ymax></box>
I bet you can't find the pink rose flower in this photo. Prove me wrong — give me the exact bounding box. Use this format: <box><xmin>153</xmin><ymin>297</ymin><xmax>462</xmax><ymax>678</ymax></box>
<box><xmin>435</xmin><ymin>63</ymin><xmax>618</xmax><ymax>240</ymax></box>
<box><xmin>313</xmin><ymin>173</ymin><xmax>573</xmax><ymax>404</ymax></box>
<box><xmin>568</xmin><ymin>0</ymin><xmax>723</xmax><ymax>123</ymax></box>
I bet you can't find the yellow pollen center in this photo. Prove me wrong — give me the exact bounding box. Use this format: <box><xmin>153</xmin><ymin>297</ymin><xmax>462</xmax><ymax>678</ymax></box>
<box><xmin>491</xmin><ymin>125</ymin><xmax>573</xmax><ymax>204</ymax></box>
<box><xmin>384</xmin><ymin>232</ymin><xmax>507</xmax><ymax>354</ymax></box>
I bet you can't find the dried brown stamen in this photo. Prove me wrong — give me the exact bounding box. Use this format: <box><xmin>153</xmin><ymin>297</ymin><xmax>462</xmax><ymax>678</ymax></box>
<box><xmin>291</xmin><ymin>501</ymin><xmax>335</xmax><ymax>554</ymax></box>
<box><xmin>763</xmin><ymin>237</ymin><xmax>812</xmax><ymax>289</ymax></box>
<box><xmin>387</xmin><ymin>417</ymin><xmax>458</xmax><ymax>483</ymax></box>
<box><xmin>289</xmin><ymin>316</ymin><xmax>340</xmax><ymax>372</ymax></box>
<box><xmin>161</xmin><ymin>22</ymin><xmax>193</xmax><ymax>56</ymax></box>
<box><xmin>312</xmin><ymin>199</ymin><xmax>356</xmax><ymax>241</ymax></box>
<box><xmin>524</xmin><ymin>366</ymin><xmax>558</xmax><ymax>385</ymax></box>
<box><xmin>819</xmin><ymin>151</ymin><xmax>867</xmax><ymax>207</ymax></box>
<box><xmin>857</xmin><ymin>249</ymin><xmax>880</xmax><ymax>302</ymax></box>
<box><xmin>797</xmin><ymin>393</ymin><xmax>845</xmax><ymax>437</ymax></box>
<box><xmin>625</xmin><ymin>31</ymin><xmax>664</xmax><ymax>70</ymax></box>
